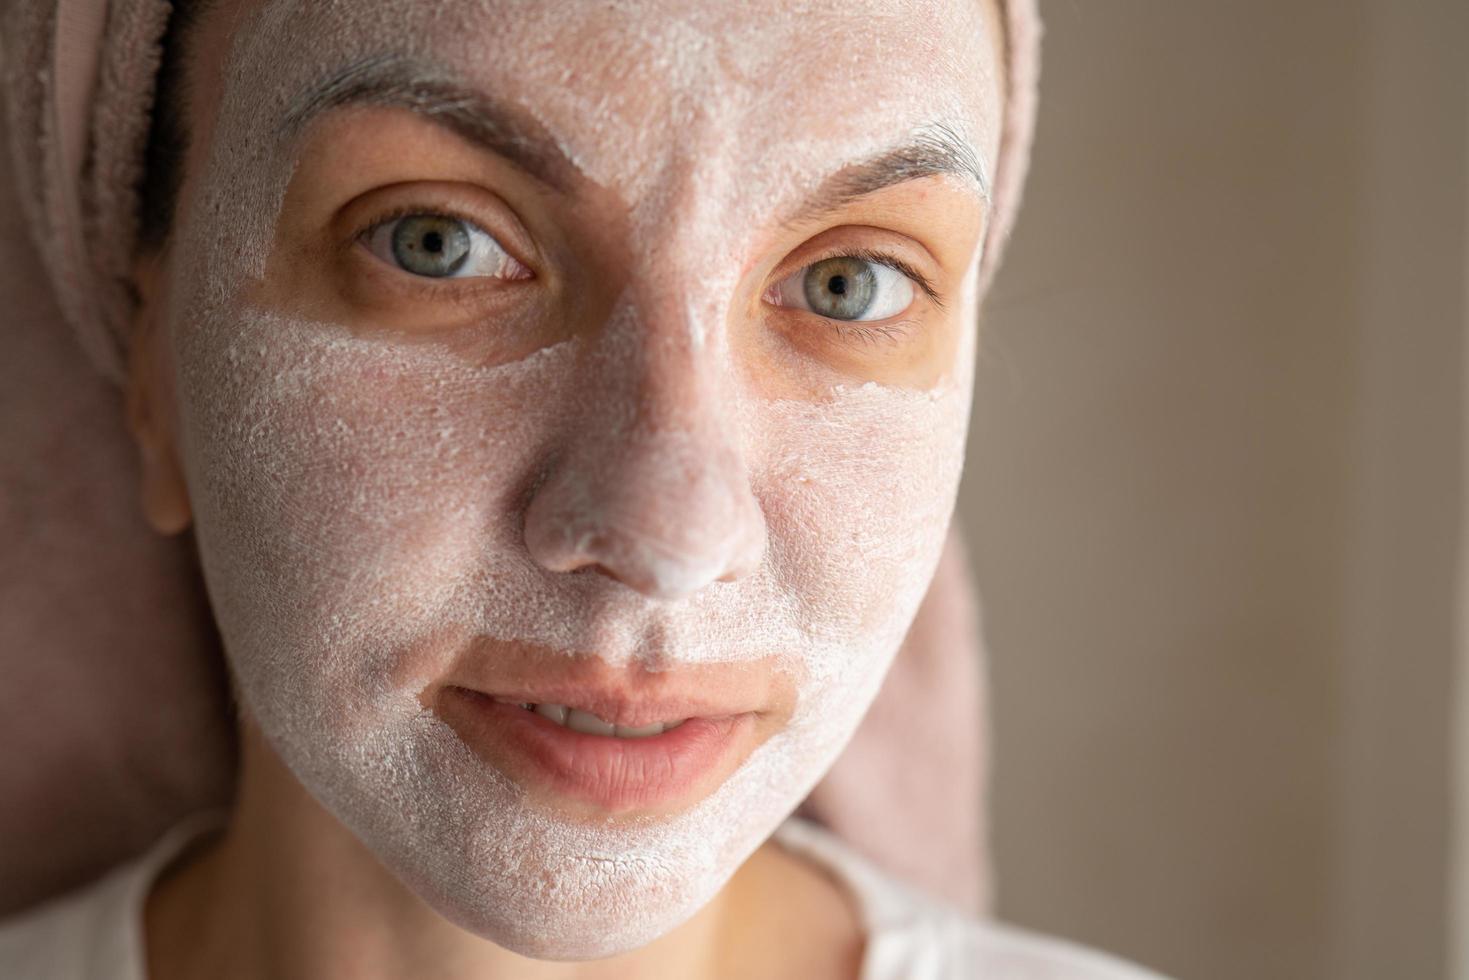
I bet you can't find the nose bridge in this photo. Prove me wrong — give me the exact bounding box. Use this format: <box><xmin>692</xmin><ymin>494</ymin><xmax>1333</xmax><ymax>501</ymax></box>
<box><xmin>521</xmin><ymin>290</ymin><xmax>766</xmax><ymax>601</ymax></box>
<box><xmin>626</xmin><ymin>270</ymin><xmax>726</xmax><ymax>427</ymax></box>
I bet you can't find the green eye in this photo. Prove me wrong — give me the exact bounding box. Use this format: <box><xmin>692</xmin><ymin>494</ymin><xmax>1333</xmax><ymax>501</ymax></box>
<box><xmin>363</xmin><ymin>213</ymin><xmax>532</xmax><ymax>281</ymax></box>
<box><xmin>390</xmin><ymin>215</ymin><xmax>472</xmax><ymax>277</ymax></box>
<box><xmin>803</xmin><ymin>256</ymin><xmax>879</xmax><ymax>320</ymax></box>
<box><xmin>769</xmin><ymin>254</ymin><xmax>915</xmax><ymax>322</ymax></box>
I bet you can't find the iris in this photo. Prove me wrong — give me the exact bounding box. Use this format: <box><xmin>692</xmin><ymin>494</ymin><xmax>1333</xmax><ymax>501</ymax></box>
<box><xmin>390</xmin><ymin>214</ymin><xmax>472</xmax><ymax>277</ymax></box>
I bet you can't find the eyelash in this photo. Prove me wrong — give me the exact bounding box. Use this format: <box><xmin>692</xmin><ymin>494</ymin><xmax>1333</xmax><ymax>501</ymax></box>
<box><xmin>818</xmin><ymin>247</ymin><xmax>944</xmax><ymax>310</ymax></box>
<box><xmin>353</xmin><ymin>205</ymin><xmax>530</xmax><ymax>298</ymax></box>
<box><xmin>770</xmin><ymin>247</ymin><xmax>942</xmax><ymax>350</ymax></box>
<box><xmin>805</xmin><ymin>249</ymin><xmax>940</xmax><ymax>345</ymax></box>
<box><xmin>353</xmin><ymin>209</ymin><xmax>942</xmax><ymax>347</ymax></box>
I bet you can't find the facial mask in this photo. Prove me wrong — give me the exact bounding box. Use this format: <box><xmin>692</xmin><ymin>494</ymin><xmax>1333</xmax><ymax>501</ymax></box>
<box><xmin>169</xmin><ymin>0</ymin><xmax>999</xmax><ymax>958</ymax></box>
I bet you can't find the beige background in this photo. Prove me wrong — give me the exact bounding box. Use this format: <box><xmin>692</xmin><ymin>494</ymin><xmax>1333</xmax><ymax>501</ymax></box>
<box><xmin>955</xmin><ymin>3</ymin><xmax>1469</xmax><ymax>978</ymax></box>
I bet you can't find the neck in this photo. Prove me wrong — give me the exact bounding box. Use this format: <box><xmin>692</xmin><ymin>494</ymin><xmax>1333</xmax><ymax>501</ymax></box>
<box><xmin>145</xmin><ymin>719</ymin><xmax>862</xmax><ymax>980</ymax></box>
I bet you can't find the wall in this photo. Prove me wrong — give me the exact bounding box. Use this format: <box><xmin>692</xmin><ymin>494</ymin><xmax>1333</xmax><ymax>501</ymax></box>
<box><xmin>956</xmin><ymin>3</ymin><xmax>1468</xmax><ymax>978</ymax></box>
<box><xmin>1457</xmin><ymin>38</ymin><xmax>1469</xmax><ymax>980</ymax></box>
<box><xmin>1331</xmin><ymin>2</ymin><xmax>1465</xmax><ymax>977</ymax></box>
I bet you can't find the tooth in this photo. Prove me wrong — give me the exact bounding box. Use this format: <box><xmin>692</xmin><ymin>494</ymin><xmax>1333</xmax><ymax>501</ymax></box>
<box><xmin>564</xmin><ymin>708</ymin><xmax>616</xmax><ymax>736</ymax></box>
<box><xmin>613</xmin><ymin>722</ymin><xmax>665</xmax><ymax>739</ymax></box>
<box><xmin>534</xmin><ymin>703</ymin><xmax>568</xmax><ymax>725</ymax></box>
<box><xmin>664</xmin><ymin>719</ymin><xmax>687</xmax><ymax>730</ymax></box>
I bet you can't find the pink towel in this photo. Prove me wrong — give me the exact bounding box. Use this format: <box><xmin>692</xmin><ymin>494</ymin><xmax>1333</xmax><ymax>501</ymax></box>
<box><xmin>0</xmin><ymin>0</ymin><xmax>1041</xmax><ymax>917</ymax></box>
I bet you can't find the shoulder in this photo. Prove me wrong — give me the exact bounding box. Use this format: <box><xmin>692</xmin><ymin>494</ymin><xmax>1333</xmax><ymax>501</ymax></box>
<box><xmin>853</xmin><ymin>889</ymin><xmax>1171</xmax><ymax>980</ymax></box>
<box><xmin>937</xmin><ymin>917</ymin><xmax>1172</xmax><ymax>979</ymax></box>
<box><xmin>0</xmin><ymin>815</ymin><xmax>220</xmax><ymax>980</ymax></box>
<box><xmin>0</xmin><ymin>868</ymin><xmax>136</xmax><ymax>980</ymax></box>
<box><xmin>771</xmin><ymin>816</ymin><xmax>1172</xmax><ymax>980</ymax></box>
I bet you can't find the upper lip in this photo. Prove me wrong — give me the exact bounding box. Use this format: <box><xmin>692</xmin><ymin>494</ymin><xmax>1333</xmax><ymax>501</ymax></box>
<box><xmin>441</xmin><ymin>639</ymin><xmax>782</xmax><ymax>729</ymax></box>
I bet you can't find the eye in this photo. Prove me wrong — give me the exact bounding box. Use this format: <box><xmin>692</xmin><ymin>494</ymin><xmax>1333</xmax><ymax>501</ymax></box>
<box><xmin>767</xmin><ymin>255</ymin><xmax>915</xmax><ymax>322</ymax></box>
<box><xmin>363</xmin><ymin>213</ymin><xmax>531</xmax><ymax>280</ymax></box>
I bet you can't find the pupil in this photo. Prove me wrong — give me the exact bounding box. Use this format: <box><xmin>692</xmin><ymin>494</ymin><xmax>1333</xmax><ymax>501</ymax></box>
<box><xmin>829</xmin><ymin>275</ymin><xmax>848</xmax><ymax>296</ymax></box>
<box><xmin>423</xmin><ymin>231</ymin><xmax>444</xmax><ymax>254</ymax></box>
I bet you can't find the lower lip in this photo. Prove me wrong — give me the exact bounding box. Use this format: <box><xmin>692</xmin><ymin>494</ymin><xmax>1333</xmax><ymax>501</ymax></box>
<box><xmin>439</xmin><ymin>688</ymin><xmax>756</xmax><ymax>815</ymax></box>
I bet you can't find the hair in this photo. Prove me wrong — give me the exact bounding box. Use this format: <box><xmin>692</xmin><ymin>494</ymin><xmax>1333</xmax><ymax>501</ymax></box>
<box><xmin>137</xmin><ymin>0</ymin><xmax>215</xmax><ymax>251</ymax></box>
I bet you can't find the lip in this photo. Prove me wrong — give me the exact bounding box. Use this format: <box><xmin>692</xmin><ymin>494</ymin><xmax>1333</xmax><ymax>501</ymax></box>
<box><xmin>438</xmin><ymin>686</ymin><xmax>759</xmax><ymax>816</ymax></box>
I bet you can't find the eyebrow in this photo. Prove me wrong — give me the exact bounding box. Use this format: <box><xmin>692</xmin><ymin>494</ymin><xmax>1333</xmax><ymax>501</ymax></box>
<box><xmin>777</xmin><ymin>123</ymin><xmax>991</xmax><ymax>231</ymax></box>
<box><xmin>280</xmin><ymin>54</ymin><xmax>989</xmax><ymax>221</ymax></box>
<box><xmin>278</xmin><ymin>53</ymin><xmax>584</xmax><ymax>193</ymax></box>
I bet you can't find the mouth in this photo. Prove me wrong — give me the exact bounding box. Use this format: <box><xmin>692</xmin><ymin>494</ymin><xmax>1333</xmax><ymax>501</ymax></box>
<box><xmin>490</xmin><ymin>699</ymin><xmax>690</xmax><ymax>738</ymax></box>
<box><xmin>436</xmin><ymin>685</ymin><xmax>764</xmax><ymax>817</ymax></box>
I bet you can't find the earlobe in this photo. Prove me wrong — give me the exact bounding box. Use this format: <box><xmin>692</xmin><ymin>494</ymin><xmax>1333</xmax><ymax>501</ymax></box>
<box><xmin>136</xmin><ymin>434</ymin><xmax>192</xmax><ymax>536</ymax></box>
<box><xmin>126</xmin><ymin>251</ymin><xmax>193</xmax><ymax>536</ymax></box>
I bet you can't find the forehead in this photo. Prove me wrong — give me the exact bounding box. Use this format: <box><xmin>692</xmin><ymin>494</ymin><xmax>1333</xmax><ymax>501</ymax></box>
<box><xmin>209</xmin><ymin>0</ymin><xmax>1002</xmax><ymax>221</ymax></box>
<box><xmin>436</xmin><ymin>0</ymin><xmax>1001</xmax><ymax>162</ymax></box>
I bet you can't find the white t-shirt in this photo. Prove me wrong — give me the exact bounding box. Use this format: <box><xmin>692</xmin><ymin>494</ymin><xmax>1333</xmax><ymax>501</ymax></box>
<box><xmin>0</xmin><ymin>814</ymin><xmax>1170</xmax><ymax>979</ymax></box>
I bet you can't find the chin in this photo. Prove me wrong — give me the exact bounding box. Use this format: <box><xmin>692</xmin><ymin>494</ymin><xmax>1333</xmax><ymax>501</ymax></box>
<box><xmin>272</xmin><ymin>707</ymin><xmax>767</xmax><ymax>967</ymax></box>
<box><xmin>394</xmin><ymin>840</ymin><xmax>729</xmax><ymax>962</ymax></box>
<box><xmin>241</xmin><ymin>619</ymin><xmax>884</xmax><ymax>967</ymax></box>
<box><xmin>470</xmin><ymin>914</ymin><xmax>683</xmax><ymax>962</ymax></box>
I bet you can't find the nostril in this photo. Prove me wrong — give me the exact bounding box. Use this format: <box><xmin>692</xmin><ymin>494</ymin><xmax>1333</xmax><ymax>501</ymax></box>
<box><xmin>588</xmin><ymin>541</ymin><xmax>731</xmax><ymax>601</ymax></box>
<box><xmin>522</xmin><ymin>505</ymin><xmax>584</xmax><ymax>574</ymax></box>
<box><xmin>580</xmin><ymin>561</ymin><xmax>621</xmax><ymax>583</ymax></box>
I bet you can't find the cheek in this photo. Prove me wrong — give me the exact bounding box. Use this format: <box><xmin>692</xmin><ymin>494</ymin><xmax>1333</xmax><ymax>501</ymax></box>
<box><xmin>175</xmin><ymin>308</ymin><xmax>577</xmax><ymax>703</ymax></box>
<box><xmin>753</xmin><ymin>292</ymin><xmax>980</xmax><ymax>649</ymax></box>
<box><xmin>756</xmin><ymin>381</ymin><xmax>970</xmax><ymax>644</ymax></box>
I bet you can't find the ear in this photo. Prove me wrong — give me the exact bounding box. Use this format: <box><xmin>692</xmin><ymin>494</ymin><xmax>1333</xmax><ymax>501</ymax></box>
<box><xmin>125</xmin><ymin>249</ymin><xmax>193</xmax><ymax>536</ymax></box>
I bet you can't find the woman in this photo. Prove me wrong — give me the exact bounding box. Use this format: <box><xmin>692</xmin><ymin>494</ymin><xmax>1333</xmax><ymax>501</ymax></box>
<box><xmin>1</xmin><ymin>0</ymin><xmax>1168</xmax><ymax>976</ymax></box>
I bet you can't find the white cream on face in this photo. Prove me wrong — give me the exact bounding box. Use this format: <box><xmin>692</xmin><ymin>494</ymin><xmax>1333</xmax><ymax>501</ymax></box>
<box><xmin>168</xmin><ymin>0</ymin><xmax>999</xmax><ymax>959</ymax></box>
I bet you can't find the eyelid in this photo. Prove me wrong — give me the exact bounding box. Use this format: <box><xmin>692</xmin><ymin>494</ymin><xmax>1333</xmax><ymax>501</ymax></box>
<box><xmin>837</xmin><ymin>248</ymin><xmax>943</xmax><ymax>310</ymax></box>
<box><xmin>772</xmin><ymin>246</ymin><xmax>945</xmax><ymax>313</ymax></box>
<box><xmin>334</xmin><ymin>177</ymin><xmax>542</xmax><ymax>274</ymax></box>
<box><xmin>764</xmin><ymin>247</ymin><xmax>943</xmax><ymax>325</ymax></box>
<box><xmin>355</xmin><ymin>207</ymin><xmax>533</xmax><ymax>281</ymax></box>
<box><xmin>355</xmin><ymin>203</ymin><xmax>467</xmax><ymax>240</ymax></box>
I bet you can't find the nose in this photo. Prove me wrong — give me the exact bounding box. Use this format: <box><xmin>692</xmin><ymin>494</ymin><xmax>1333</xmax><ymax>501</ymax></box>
<box><xmin>521</xmin><ymin>302</ymin><xmax>767</xmax><ymax>601</ymax></box>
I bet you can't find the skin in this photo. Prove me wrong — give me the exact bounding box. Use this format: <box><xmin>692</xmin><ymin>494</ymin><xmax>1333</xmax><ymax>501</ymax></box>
<box><xmin>124</xmin><ymin>0</ymin><xmax>1005</xmax><ymax>977</ymax></box>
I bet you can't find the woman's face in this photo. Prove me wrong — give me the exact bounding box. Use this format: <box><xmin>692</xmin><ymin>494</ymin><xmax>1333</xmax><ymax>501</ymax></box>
<box><xmin>156</xmin><ymin>0</ymin><xmax>1003</xmax><ymax>959</ymax></box>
